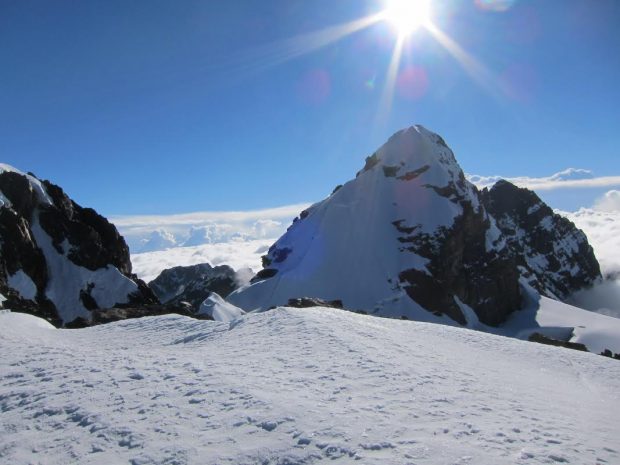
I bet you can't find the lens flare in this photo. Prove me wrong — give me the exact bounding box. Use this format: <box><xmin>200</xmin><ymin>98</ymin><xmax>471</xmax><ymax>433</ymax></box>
<box><xmin>382</xmin><ymin>0</ymin><xmax>431</xmax><ymax>37</ymax></box>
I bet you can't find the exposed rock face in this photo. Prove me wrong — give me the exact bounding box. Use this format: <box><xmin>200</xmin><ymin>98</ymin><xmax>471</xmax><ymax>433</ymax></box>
<box><xmin>481</xmin><ymin>180</ymin><xmax>601</xmax><ymax>299</ymax></box>
<box><xmin>228</xmin><ymin>126</ymin><xmax>601</xmax><ymax>327</ymax></box>
<box><xmin>286</xmin><ymin>297</ymin><xmax>344</xmax><ymax>309</ymax></box>
<box><xmin>65</xmin><ymin>303</ymin><xmax>212</xmax><ymax>328</ymax></box>
<box><xmin>149</xmin><ymin>263</ymin><xmax>241</xmax><ymax>311</ymax></box>
<box><xmin>0</xmin><ymin>165</ymin><xmax>157</xmax><ymax>326</ymax></box>
<box><xmin>395</xmin><ymin>199</ymin><xmax>521</xmax><ymax>326</ymax></box>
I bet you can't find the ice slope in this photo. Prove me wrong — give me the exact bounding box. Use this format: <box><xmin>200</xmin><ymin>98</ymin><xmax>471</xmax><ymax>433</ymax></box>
<box><xmin>1</xmin><ymin>308</ymin><xmax>619</xmax><ymax>465</ymax></box>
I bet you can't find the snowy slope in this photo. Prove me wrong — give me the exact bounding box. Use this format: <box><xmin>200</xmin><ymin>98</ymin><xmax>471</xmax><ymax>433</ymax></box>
<box><xmin>1</xmin><ymin>309</ymin><xmax>619</xmax><ymax>465</ymax></box>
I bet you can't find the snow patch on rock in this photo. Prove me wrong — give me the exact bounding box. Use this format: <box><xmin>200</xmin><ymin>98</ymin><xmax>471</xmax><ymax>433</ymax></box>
<box><xmin>7</xmin><ymin>270</ymin><xmax>37</xmax><ymax>301</ymax></box>
<box><xmin>31</xmin><ymin>218</ymin><xmax>139</xmax><ymax>324</ymax></box>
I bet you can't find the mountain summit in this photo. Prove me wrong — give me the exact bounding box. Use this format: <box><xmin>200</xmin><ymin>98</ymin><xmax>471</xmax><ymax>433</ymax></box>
<box><xmin>229</xmin><ymin>125</ymin><xmax>600</xmax><ymax>326</ymax></box>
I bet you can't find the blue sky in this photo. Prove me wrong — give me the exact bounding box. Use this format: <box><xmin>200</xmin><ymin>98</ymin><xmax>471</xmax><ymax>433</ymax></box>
<box><xmin>1</xmin><ymin>0</ymin><xmax>619</xmax><ymax>215</ymax></box>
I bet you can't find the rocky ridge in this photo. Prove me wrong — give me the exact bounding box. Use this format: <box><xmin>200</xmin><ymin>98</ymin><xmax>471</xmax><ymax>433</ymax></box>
<box><xmin>149</xmin><ymin>263</ymin><xmax>244</xmax><ymax>311</ymax></box>
<box><xmin>0</xmin><ymin>165</ymin><xmax>157</xmax><ymax>326</ymax></box>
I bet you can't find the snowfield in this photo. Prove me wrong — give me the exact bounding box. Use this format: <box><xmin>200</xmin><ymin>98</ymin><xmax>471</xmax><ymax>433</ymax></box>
<box><xmin>1</xmin><ymin>309</ymin><xmax>619</xmax><ymax>465</ymax></box>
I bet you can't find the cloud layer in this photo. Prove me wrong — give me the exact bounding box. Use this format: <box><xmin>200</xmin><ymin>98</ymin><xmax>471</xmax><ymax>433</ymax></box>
<box><xmin>468</xmin><ymin>168</ymin><xmax>620</xmax><ymax>191</ymax></box>
<box><xmin>594</xmin><ymin>190</ymin><xmax>620</xmax><ymax>212</ymax></box>
<box><xmin>111</xmin><ymin>203</ymin><xmax>310</xmax><ymax>253</ymax></box>
<box><xmin>563</xmin><ymin>205</ymin><xmax>620</xmax><ymax>318</ymax></box>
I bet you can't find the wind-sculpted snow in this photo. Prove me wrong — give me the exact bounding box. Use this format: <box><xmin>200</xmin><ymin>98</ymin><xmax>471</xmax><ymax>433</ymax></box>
<box><xmin>1</xmin><ymin>309</ymin><xmax>619</xmax><ymax>465</ymax></box>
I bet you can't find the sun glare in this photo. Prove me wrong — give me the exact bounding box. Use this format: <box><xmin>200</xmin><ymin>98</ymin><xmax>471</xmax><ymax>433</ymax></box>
<box><xmin>382</xmin><ymin>0</ymin><xmax>431</xmax><ymax>37</ymax></box>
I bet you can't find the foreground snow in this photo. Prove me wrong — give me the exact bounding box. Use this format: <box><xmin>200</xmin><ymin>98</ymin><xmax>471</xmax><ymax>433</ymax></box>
<box><xmin>1</xmin><ymin>309</ymin><xmax>619</xmax><ymax>465</ymax></box>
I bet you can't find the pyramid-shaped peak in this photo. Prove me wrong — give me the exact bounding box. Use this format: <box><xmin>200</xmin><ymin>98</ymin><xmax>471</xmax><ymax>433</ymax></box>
<box><xmin>355</xmin><ymin>125</ymin><xmax>467</xmax><ymax>203</ymax></box>
<box><xmin>228</xmin><ymin>123</ymin><xmax>601</xmax><ymax>328</ymax></box>
<box><xmin>376</xmin><ymin>125</ymin><xmax>455</xmax><ymax>164</ymax></box>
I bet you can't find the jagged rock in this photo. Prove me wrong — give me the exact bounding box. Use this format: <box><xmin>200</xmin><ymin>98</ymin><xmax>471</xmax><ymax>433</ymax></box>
<box><xmin>286</xmin><ymin>297</ymin><xmax>344</xmax><ymax>309</ymax></box>
<box><xmin>481</xmin><ymin>180</ymin><xmax>601</xmax><ymax>299</ymax></box>
<box><xmin>65</xmin><ymin>303</ymin><xmax>213</xmax><ymax>328</ymax></box>
<box><xmin>0</xmin><ymin>165</ymin><xmax>157</xmax><ymax>326</ymax></box>
<box><xmin>600</xmin><ymin>349</ymin><xmax>620</xmax><ymax>360</ymax></box>
<box><xmin>528</xmin><ymin>332</ymin><xmax>589</xmax><ymax>353</ymax></box>
<box><xmin>149</xmin><ymin>263</ymin><xmax>241</xmax><ymax>311</ymax></box>
<box><xmin>228</xmin><ymin>125</ymin><xmax>600</xmax><ymax>327</ymax></box>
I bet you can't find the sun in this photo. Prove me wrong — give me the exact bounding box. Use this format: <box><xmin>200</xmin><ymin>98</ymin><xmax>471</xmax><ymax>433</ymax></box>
<box><xmin>382</xmin><ymin>0</ymin><xmax>431</xmax><ymax>37</ymax></box>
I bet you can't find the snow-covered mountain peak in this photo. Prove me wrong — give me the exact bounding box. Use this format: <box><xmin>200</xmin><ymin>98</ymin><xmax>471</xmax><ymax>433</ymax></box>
<box><xmin>357</xmin><ymin>125</ymin><xmax>465</xmax><ymax>192</ymax></box>
<box><xmin>229</xmin><ymin>126</ymin><xmax>519</xmax><ymax>324</ymax></box>
<box><xmin>229</xmin><ymin>125</ymin><xmax>600</xmax><ymax>327</ymax></box>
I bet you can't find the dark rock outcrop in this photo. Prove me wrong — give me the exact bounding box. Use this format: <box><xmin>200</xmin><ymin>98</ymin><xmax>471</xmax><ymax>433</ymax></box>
<box><xmin>0</xmin><ymin>166</ymin><xmax>157</xmax><ymax>326</ymax></box>
<box><xmin>286</xmin><ymin>297</ymin><xmax>344</xmax><ymax>309</ymax></box>
<box><xmin>481</xmin><ymin>180</ymin><xmax>601</xmax><ymax>299</ymax></box>
<box><xmin>149</xmin><ymin>263</ymin><xmax>241</xmax><ymax>311</ymax></box>
<box><xmin>65</xmin><ymin>302</ymin><xmax>213</xmax><ymax>328</ymax></box>
<box><xmin>396</xmin><ymin>199</ymin><xmax>522</xmax><ymax>326</ymax></box>
<box><xmin>528</xmin><ymin>332</ymin><xmax>589</xmax><ymax>353</ymax></box>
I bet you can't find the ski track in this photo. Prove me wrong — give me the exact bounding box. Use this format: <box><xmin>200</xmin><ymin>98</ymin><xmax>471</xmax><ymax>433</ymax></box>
<box><xmin>1</xmin><ymin>308</ymin><xmax>619</xmax><ymax>465</ymax></box>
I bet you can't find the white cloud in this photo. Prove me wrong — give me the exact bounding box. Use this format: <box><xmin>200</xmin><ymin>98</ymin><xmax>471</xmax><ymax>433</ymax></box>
<box><xmin>131</xmin><ymin>239</ymin><xmax>273</xmax><ymax>283</ymax></box>
<box><xmin>554</xmin><ymin>208</ymin><xmax>620</xmax><ymax>318</ymax></box>
<box><xmin>569</xmin><ymin>279</ymin><xmax>620</xmax><ymax>319</ymax></box>
<box><xmin>467</xmin><ymin>168</ymin><xmax>620</xmax><ymax>191</ymax></box>
<box><xmin>111</xmin><ymin>203</ymin><xmax>310</xmax><ymax>252</ymax></box>
<box><xmin>111</xmin><ymin>203</ymin><xmax>309</xmax><ymax>230</ymax></box>
<box><xmin>594</xmin><ymin>190</ymin><xmax>620</xmax><ymax>212</ymax></box>
<box><xmin>562</xmin><ymin>207</ymin><xmax>620</xmax><ymax>277</ymax></box>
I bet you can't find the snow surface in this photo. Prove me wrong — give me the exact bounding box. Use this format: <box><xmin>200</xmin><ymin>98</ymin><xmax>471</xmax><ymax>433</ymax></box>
<box><xmin>7</xmin><ymin>270</ymin><xmax>37</xmax><ymax>301</ymax></box>
<box><xmin>1</xmin><ymin>308</ymin><xmax>619</xmax><ymax>465</ymax></box>
<box><xmin>198</xmin><ymin>293</ymin><xmax>245</xmax><ymax>322</ymax></box>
